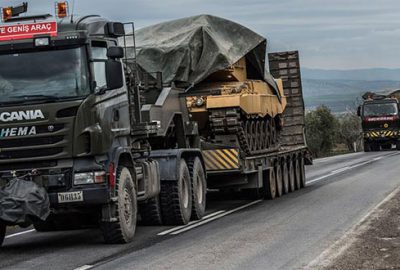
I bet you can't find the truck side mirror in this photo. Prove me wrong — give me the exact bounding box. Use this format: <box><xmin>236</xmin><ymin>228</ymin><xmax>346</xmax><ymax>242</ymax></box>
<box><xmin>357</xmin><ymin>106</ymin><xmax>361</xmax><ymax>117</ymax></box>
<box><xmin>107</xmin><ymin>46</ymin><xmax>124</xmax><ymax>59</ymax></box>
<box><xmin>106</xmin><ymin>60</ymin><xmax>124</xmax><ymax>90</ymax></box>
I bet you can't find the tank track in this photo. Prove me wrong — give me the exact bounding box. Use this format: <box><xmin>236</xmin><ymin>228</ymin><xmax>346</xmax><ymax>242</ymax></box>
<box><xmin>209</xmin><ymin>108</ymin><xmax>280</xmax><ymax>156</ymax></box>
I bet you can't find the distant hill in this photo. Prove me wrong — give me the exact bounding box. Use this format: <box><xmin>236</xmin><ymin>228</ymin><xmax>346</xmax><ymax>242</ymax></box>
<box><xmin>302</xmin><ymin>68</ymin><xmax>400</xmax><ymax>81</ymax></box>
<box><xmin>300</xmin><ymin>68</ymin><xmax>400</xmax><ymax>112</ymax></box>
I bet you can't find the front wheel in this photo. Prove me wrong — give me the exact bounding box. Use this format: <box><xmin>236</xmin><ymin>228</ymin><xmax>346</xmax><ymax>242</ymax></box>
<box><xmin>101</xmin><ymin>166</ymin><xmax>137</xmax><ymax>244</ymax></box>
<box><xmin>0</xmin><ymin>222</ymin><xmax>5</xmax><ymax>247</ymax></box>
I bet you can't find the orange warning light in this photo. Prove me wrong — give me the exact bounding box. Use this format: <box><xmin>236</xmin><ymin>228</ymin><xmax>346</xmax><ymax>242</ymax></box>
<box><xmin>56</xmin><ymin>2</ymin><xmax>68</xmax><ymax>18</ymax></box>
<box><xmin>2</xmin><ymin>7</ymin><xmax>12</xmax><ymax>22</ymax></box>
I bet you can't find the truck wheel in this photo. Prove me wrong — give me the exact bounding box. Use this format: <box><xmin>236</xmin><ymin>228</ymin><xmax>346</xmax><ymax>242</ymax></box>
<box><xmin>264</xmin><ymin>168</ymin><xmax>276</xmax><ymax>200</ymax></box>
<box><xmin>300</xmin><ymin>157</ymin><xmax>306</xmax><ymax>188</ymax></box>
<box><xmin>281</xmin><ymin>160</ymin><xmax>289</xmax><ymax>194</ymax></box>
<box><xmin>396</xmin><ymin>141</ymin><xmax>400</xmax><ymax>150</ymax></box>
<box><xmin>294</xmin><ymin>157</ymin><xmax>302</xmax><ymax>190</ymax></box>
<box><xmin>364</xmin><ymin>142</ymin><xmax>371</xmax><ymax>152</ymax></box>
<box><xmin>160</xmin><ymin>160</ymin><xmax>192</xmax><ymax>225</ymax></box>
<box><xmin>188</xmin><ymin>157</ymin><xmax>207</xmax><ymax>220</ymax></box>
<box><xmin>33</xmin><ymin>219</ymin><xmax>57</xmax><ymax>232</ymax></box>
<box><xmin>0</xmin><ymin>222</ymin><xmax>5</xmax><ymax>247</ymax></box>
<box><xmin>101</xmin><ymin>166</ymin><xmax>137</xmax><ymax>244</ymax></box>
<box><xmin>288</xmin><ymin>159</ymin><xmax>295</xmax><ymax>192</ymax></box>
<box><xmin>275</xmin><ymin>163</ymin><xmax>283</xmax><ymax>197</ymax></box>
<box><xmin>139</xmin><ymin>196</ymin><xmax>163</xmax><ymax>226</ymax></box>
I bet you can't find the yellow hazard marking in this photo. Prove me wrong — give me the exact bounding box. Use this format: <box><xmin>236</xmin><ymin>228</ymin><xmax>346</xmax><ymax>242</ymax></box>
<box><xmin>203</xmin><ymin>149</ymin><xmax>240</xmax><ymax>171</ymax></box>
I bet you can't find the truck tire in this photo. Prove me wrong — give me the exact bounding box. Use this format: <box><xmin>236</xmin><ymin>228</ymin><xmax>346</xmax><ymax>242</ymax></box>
<box><xmin>281</xmin><ymin>160</ymin><xmax>289</xmax><ymax>194</ymax></box>
<box><xmin>101</xmin><ymin>166</ymin><xmax>137</xmax><ymax>244</ymax></box>
<box><xmin>288</xmin><ymin>158</ymin><xmax>295</xmax><ymax>192</ymax></box>
<box><xmin>300</xmin><ymin>157</ymin><xmax>306</xmax><ymax>188</ymax></box>
<box><xmin>364</xmin><ymin>142</ymin><xmax>371</xmax><ymax>152</ymax></box>
<box><xmin>33</xmin><ymin>219</ymin><xmax>57</xmax><ymax>232</ymax></box>
<box><xmin>139</xmin><ymin>196</ymin><xmax>163</xmax><ymax>226</ymax></box>
<box><xmin>188</xmin><ymin>157</ymin><xmax>207</xmax><ymax>220</ymax></box>
<box><xmin>264</xmin><ymin>168</ymin><xmax>276</xmax><ymax>200</ymax></box>
<box><xmin>275</xmin><ymin>163</ymin><xmax>283</xmax><ymax>197</ymax></box>
<box><xmin>0</xmin><ymin>222</ymin><xmax>5</xmax><ymax>247</ymax></box>
<box><xmin>294</xmin><ymin>157</ymin><xmax>302</xmax><ymax>190</ymax></box>
<box><xmin>160</xmin><ymin>160</ymin><xmax>192</xmax><ymax>225</ymax></box>
<box><xmin>396</xmin><ymin>141</ymin><xmax>400</xmax><ymax>150</ymax></box>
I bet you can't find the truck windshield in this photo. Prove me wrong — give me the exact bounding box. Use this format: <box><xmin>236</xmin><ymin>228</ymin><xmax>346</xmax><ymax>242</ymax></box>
<box><xmin>0</xmin><ymin>47</ymin><xmax>89</xmax><ymax>104</ymax></box>
<box><xmin>364</xmin><ymin>102</ymin><xmax>398</xmax><ymax>117</ymax></box>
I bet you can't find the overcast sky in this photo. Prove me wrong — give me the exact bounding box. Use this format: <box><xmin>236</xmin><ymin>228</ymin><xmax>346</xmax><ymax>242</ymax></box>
<box><xmin>5</xmin><ymin>0</ymin><xmax>400</xmax><ymax>69</ymax></box>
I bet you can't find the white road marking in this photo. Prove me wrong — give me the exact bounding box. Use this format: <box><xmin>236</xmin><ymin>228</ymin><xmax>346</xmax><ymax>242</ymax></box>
<box><xmin>307</xmin><ymin>152</ymin><xmax>399</xmax><ymax>185</ymax></box>
<box><xmin>157</xmin><ymin>210</ymin><xmax>226</xmax><ymax>236</ymax></box>
<box><xmin>73</xmin><ymin>265</ymin><xmax>93</xmax><ymax>270</ymax></box>
<box><xmin>5</xmin><ymin>229</ymin><xmax>35</xmax><ymax>239</ymax></box>
<box><xmin>170</xmin><ymin>200</ymin><xmax>263</xmax><ymax>235</ymax></box>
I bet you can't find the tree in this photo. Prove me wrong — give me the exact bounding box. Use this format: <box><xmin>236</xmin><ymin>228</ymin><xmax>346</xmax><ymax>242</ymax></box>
<box><xmin>305</xmin><ymin>105</ymin><xmax>338</xmax><ymax>157</ymax></box>
<box><xmin>337</xmin><ymin>111</ymin><xmax>362</xmax><ymax>152</ymax></box>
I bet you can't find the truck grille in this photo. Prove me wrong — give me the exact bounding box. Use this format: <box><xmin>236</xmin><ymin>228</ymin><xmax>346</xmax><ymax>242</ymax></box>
<box><xmin>0</xmin><ymin>148</ymin><xmax>63</xmax><ymax>160</ymax></box>
<box><xmin>0</xmin><ymin>136</ymin><xmax>64</xmax><ymax>148</ymax></box>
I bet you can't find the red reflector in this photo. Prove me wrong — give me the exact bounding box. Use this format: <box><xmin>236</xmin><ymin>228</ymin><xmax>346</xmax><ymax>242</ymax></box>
<box><xmin>0</xmin><ymin>22</ymin><xmax>57</xmax><ymax>41</ymax></box>
<box><xmin>56</xmin><ymin>2</ymin><xmax>68</xmax><ymax>18</ymax></box>
<box><xmin>2</xmin><ymin>7</ymin><xmax>12</xmax><ymax>22</ymax></box>
<box><xmin>108</xmin><ymin>163</ymin><xmax>116</xmax><ymax>188</ymax></box>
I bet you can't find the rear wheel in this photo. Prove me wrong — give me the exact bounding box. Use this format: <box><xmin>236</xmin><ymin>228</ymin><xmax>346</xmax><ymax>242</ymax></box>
<box><xmin>275</xmin><ymin>163</ymin><xmax>283</xmax><ymax>197</ymax></box>
<box><xmin>364</xmin><ymin>141</ymin><xmax>371</xmax><ymax>152</ymax></box>
<box><xmin>282</xmin><ymin>160</ymin><xmax>289</xmax><ymax>194</ymax></box>
<box><xmin>299</xmin><ymin>157</ymin><xmax>306</xmax><ymax>188</ymax></box>
<box><xmin>160</xmin><ymin>160</ymin><xmax>192</xmax><ymax>225</ymax></box>
<box><xmin>0</xmin><ymin>222</ymin><xmax>5</xmax><ymax>247</ymax></box>
<box><xmin>288</xmin><ymin>159</ymin><xmax>295</xmax><ymax>192</ymax></box>
<box><xmin>139</xmin><ymin>196</ymin><xmax>163</xmax><ymax>226</ymax></box>
<box><xmin>294</xmin><ymin>157</ymin><xmax>302</xmax><ymax>190</ymax></box>
<box><xmin>189</xmin><ymin>157</ymin><xmax>207</xmax><ymax>220</ymax></box>
<box><xmin>101</xmin><ymin>166</ymin><xmax>137</xmax><ymax>244</ymax></box>
<box><xmin>265</xmin><ymin>168</ymin><xmax>276</xmax><ymax>200</ymax></box>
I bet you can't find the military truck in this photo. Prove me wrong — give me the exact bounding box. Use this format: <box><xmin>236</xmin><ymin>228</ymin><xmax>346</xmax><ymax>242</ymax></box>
<box><xmin>358</xmin><ymin>91</ymin><xmax>400</xmax><ymax>151</ymax></box>
<box><xmin>0</xmin><ymin>3</ymin><xmax>310</xmax><ymax>247</ymax></box>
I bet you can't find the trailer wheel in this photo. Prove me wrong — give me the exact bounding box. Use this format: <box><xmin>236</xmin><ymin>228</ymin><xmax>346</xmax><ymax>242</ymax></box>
<box><xmin>0</xmin><ymin>222</ymin><xmax>5</xmax><ymax>247</ymax></box>
<box><xmin>396</xmin><ymin>141</ymin><xmax>400</xmax><ymax>150</ymax></box>
<box><xmin>364</xmin><ymin>141</ymin><xmax>371</xmax><ymax>152</ymax></box>
<box><xmin>160</xmin><ymin>160</ymin><xmax>192</xmax><ymax>225</ymax></box>
<box><xmin>288</xmin><ymin>159</ymin><xmax>295</xmax><ymax>192</ymax></box>
<box><xmin>139</xmin><ymin>196</ymin><xmax>163</xmax><ymax>226</ymax></box>
<box><xmin>300</xmin><ymin>157</ymin><xmax>306</xmax><ymax>188</ymax></box>
<box><xmin>188</xmin><ymin>157</ymin><xmax>207</xmax><ymax>220</ymax></box>
<box><xmin>264</xmin><ymin>168</ymin><xmax>276</xmax><ymax>200</ymax></box>
<box><xmin>101</xmin><ymin>166</ymin><xmax>137</xmax><ymax>244</ymax></box>
<box><xmin>294</xmin><ymin>157</ymin><xmax>302</xmax><ymax>190</ymax></box>
<box><xmin>282</xmin><ymin>160</ymin><xmax>289</xmax><ymax>194</ymax></box>
<box><xmin>275</xmin><ymin>163</ymin><xmax>283</xmax><ymax>197</ymax></box>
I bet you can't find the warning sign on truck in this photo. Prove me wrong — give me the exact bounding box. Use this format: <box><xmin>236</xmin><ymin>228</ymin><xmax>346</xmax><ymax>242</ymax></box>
<box><xmin>0</xmin><ymin>22</ymin><xmax>57</xmax><ymax>41</ymax></box>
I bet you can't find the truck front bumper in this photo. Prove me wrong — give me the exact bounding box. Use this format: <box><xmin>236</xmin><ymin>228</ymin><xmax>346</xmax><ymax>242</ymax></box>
<box><xmin>364</xmin><ymin>130</ymin><xmax>400</xmax><ymax>141</ymax></box>
<box><xmin>48</xmin><ymin>185</ymin><xmax>110</xmax><ymax>207</ymax></box>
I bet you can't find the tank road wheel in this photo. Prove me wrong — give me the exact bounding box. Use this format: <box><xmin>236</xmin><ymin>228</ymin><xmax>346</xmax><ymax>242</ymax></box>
<box><xmin>266</xmin><ymin>119</ymin><xmax>273</xmax><ymax>149</ymax></box>
<box><xmin>139</xmin><ymin>196</ymin><xmax>163</xmax><ymax>226</ymax></box>
<box><xmin>245</xmin><ymin>120</ymin><xmax>252</xmax><ymax>152</ymax></box>
<box><xmin>0</xmin><ymin>221</ymin><xmax>5</xmax><ymax>247</ymax></box>
<box><xmin>101</xmin><ymin>166</ymin><xmax>137</xmax><ymax>244</ymax></box>
<box><xmin>288</xmin><ymin>158</ymin><xmax>296</xmax><ymax>192</ymax></box>
<box><xmin>160</xmin><ymin>160</ymin><xmax>192</xmax><ymax>225</ymax></box>
<box><xmin>270</xmin><ymin>118</ymin><xmax>277</xmax><ymax>145</ymax></box>
<box><xmin>188</xmin><ymin>157</ymin><xmax>207</xmax><ymax>220</ymax></box>
<box><xmin>250</xmin><ymin>121</ymin><xmax>257</xmax><ymax>152</ymax></box>
<box><xmin>275</xmin><ymin>163</ymin><xmax>283</xmax><ymax>198</ymax></box>
<box><xmin>255</xmin><ymin>121</ymin><xmax>262</xmax><ymax>151</ymax></box>
<box><xmin>281</xmin><ymin>159</ymin><xmax>289</xmax><ymax>194</ymax></box>
<box><xmin>264</xmin><ymin>168</ymin><xmax>276</xmax><ymax>200</ymax></box>
<box><xmin>260</xmin><ymin>121</ymin><xmax>266</xmax><ymax>149</ymax></box>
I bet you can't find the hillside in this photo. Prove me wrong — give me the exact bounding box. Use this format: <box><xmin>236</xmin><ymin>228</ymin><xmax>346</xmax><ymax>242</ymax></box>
<box><xmin>300</xmin><ymin>68</ymin><xmax>400</xmax><ymax>112</ymax></box>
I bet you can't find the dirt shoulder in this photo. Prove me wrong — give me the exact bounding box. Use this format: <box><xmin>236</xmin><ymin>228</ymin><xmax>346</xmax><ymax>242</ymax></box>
<box><xmin>308</xmin><ymin>187</ymin><xmax>400</xmax><ymax>270</ymax></box>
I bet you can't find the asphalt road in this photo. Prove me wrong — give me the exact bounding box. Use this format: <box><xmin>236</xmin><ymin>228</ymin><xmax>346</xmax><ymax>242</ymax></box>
<box><xmin>1</xmin><ymin>151</ymin><xmax>400</xmax><ymax>270</ymax></box>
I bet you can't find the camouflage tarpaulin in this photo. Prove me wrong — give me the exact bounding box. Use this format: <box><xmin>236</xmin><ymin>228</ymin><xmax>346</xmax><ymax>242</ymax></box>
<box><xmin>132</xmin><ymin>14</ymin><xmax>278</xmax><ymax>91</ymax></box>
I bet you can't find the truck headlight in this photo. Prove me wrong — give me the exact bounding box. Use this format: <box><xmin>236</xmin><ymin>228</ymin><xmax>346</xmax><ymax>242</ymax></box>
<box><xmin>74</xmin><ymin>171</ymin><xmax>106</xmax><ymax>185</ymax></box>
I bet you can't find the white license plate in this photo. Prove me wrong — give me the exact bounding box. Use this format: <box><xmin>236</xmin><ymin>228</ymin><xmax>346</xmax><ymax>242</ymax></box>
<box><xmin>58</xmin><ymin>191</ymin><xmax>83</xmax><ymax>203</ymax></box>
